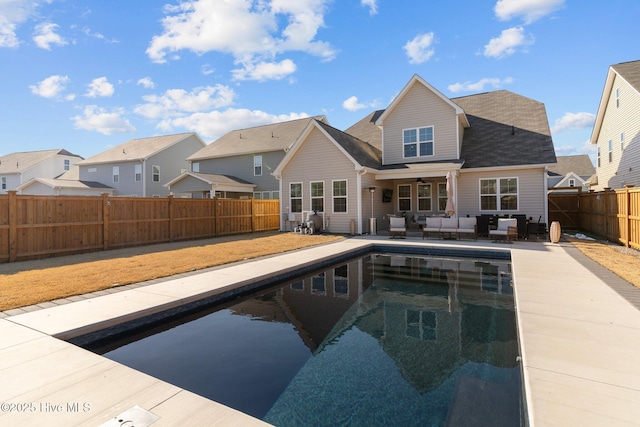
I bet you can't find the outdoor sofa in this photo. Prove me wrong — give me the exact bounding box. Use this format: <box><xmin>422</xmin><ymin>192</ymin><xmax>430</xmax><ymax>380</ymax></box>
<box><xmin>422</xmin><ymin>217</ymin><xmax>477</xmax><ymax>240</ymax></box>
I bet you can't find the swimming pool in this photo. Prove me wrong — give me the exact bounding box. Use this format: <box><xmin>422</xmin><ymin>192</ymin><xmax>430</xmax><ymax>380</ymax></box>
<box><xmin>81</xmin><ymin>252</ymin><xmax>523</xmax><ymax>426</ymax></box>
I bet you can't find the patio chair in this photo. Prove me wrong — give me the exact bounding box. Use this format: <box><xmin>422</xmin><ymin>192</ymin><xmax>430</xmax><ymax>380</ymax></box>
<box><xmin>422</xmin><ymin>217</ymin><xmax>442</xmax><ymax>239</ymax></box>
<box><xmin>489</xmin><ymin>218</ymin><xmax>518</xmax><ymax>243</ymax></box>
<box><xmin>439</xmin><ymin>218</ymin><xmax>458</xmax><ymax>239</ymax></box>
<box><xmin>389</xmin><ymin>216</ymin><xmax>407</xmax><ymax>239</ymax></box>
<box><xmin>457</xmin><ymin>217</ymin><xmax>477</xmax><ymax>240</ymax></box>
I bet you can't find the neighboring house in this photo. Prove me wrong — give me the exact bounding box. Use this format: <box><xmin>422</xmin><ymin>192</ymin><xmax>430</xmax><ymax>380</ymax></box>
<box><xmin>273</xmin><ymin>74</ymin><xmax>557</xmax><ymax>234</ymax></box>
<box><xmin>590</xmin><ymin>59</ymin><xmax>640</xmax><ymax>190</ymax></box>
<box><xmin>74</xmin><ymin>132</ymin><xmax>206</xmax><ymax>197</ymax></box>
<box><xmin>547</xmin><ymin>154</ymin><xmax>595</xmax><ymax>191</ymax></box>
<box><xmin>166</xmin><ymin>116</ymin><xmax>328</xmax><ymax>199</ymax></box>
<box><xmin>17</xmin><ymin>166</ymin><xmax>115</xmax><ymax>196</ymax></box>
<box><xmin>0</xmin><ymin>149</ymin><xmax>82</xmax><ymax>194</ymax></box>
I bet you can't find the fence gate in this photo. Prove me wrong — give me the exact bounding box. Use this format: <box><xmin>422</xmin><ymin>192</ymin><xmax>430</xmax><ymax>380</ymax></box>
<box><xmin>548</xmin><ymin>187</ymin><xmax>582</xmax><ymax>230</ymax></box>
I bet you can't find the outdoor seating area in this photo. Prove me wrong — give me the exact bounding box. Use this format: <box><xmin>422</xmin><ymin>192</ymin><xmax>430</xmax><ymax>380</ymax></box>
<box><xmin>388</xmin><ymin>216</ymin><xmax>407</xmax><ymax>239</ymax></box>
<box><xmin>422</xmin><ymin>217</ymin><xmax>477</xmax><ymax>240</ymax></box>
<box><xmin>489</xmin><ymin>218</ymin><xmax>518</xmax><ymax>243</ymax></box>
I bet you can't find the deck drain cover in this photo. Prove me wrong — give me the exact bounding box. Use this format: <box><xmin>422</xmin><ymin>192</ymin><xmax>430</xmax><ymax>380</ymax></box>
<box><xmin>99</xmin><ymin>405</ymin><xmax>160</xmax><ymax>427</ymax></box>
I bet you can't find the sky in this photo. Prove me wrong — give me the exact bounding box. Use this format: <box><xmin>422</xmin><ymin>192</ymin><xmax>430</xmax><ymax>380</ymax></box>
<box><xmin>0</xmin><ymin>0</ymin><xmax>638</xmax><ymax>163</ymax></box>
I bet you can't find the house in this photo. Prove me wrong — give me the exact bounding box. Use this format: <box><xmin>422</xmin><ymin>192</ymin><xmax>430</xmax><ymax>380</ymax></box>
<box><xmin>273</xmin><ymin>74</ymin><xmax>557</xmax><ymax>234</ymax></box>
<box><xmin>74</xmin><ymin>132</ymin><xmax>206</xmax><ymax>197</ymax></box>
<box><xmin>17</xmin><ymin>166</ymin><xmax>115</xmax><ymax>196</ymax></box>
<box><xmin>166</xmin><ymin>116</ymin><xmax>327</xmax><ymax>199</ymax></box>
<box><xmin>0</xmin><ymin>149</ymin><xmax>82</xmax><ymax>194</ymax></box>
<box><xmin>547</xmin><ymin>154</ymin><xmax>595</xmax><ymax>192</ymax></box>
<box><xmin>590</xmin><ymin>60</ymin><xmax>640</xmax><ymax>190</ymax></box>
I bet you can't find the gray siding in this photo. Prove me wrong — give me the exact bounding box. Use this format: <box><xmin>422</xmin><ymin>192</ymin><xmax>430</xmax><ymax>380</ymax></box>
<box><xmin>80</xmin><ymin>162</ymin><xmax>144</xmax><ymax>196</ymax></box>
<box><xmin>281</xmin><ymin>127</ymin><xmax>360</xmax><ymax>234</ymax></box>
<box><xmin>457</xmin><ymin>167</ymin><xmax>548</xmax><ymax>222</ymax></box>
<box><xmin>382</xmin><ymin>82</ymin><xmax>458</xmax><ymax>165</ymax></box>
<box><xmin>196</xmin><ymin>151</ymin><xmax>284</xmax><ymax>193</ymax></box>
<box><xmin>594</xmin><ymin>74</ymin><xmax>640</xmax><ymax>190</ymax></box>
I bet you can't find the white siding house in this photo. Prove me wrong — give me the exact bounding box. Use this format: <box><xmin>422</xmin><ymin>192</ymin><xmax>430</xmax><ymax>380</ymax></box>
<box><xmin>590</xmin><ymin>60</ymin><xmax>640</xmax><ymax>190</ymax></box>
<box><xmin>1</xmin><ymin>149</ymin><xmax>83</xmax><ymax>194</ymax></box>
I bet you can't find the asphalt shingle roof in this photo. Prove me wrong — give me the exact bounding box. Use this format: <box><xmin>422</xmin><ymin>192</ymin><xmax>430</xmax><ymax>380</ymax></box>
<box><xmin>0</xmin><ymin>149</ymin><xmax>81</xmax><ymax>174</ymax></box>
<box><xmin>612</xmin><ymin>60</ymin><xmax>640</xmax><ymax>93</ymax></box>
<box><xmin>547</xmin><ymin>155</ymin><xmax>595</xmax><ymax>177</ymax></box>
<box><xmin>315</xmin><ymin>120</ymin><xmax>382</xmax><ymax>169</ymax></box>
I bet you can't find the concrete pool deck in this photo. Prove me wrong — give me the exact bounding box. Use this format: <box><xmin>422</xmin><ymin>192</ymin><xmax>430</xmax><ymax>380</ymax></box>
<box><xmin>1</xmin><ymin>236</ymin><xmax>640</xmax><ymax>426</ymax></box>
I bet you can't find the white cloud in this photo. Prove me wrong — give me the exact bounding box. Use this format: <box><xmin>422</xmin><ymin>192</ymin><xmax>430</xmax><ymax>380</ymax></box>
<box><xmin>29</xmin><ymin>75</ymin><xmax>70</xmax><ymax>98</ymax></box>
<box><xmin>232</xmin><ymin>59</ymin><xmax>297</xmax><ymax>81</ymax></box>
<box><xmin>0</xmin><ymin>0</ymin><xmax>41</xmax><ymax>48</ymax></box>
<box><xmin>361</xmin><ymin>0</ymin><xmax>378</xmax><ymax>15</ymax></box>
<box><xmin>33</xmin><ymin>22</ymin><xmax>67</xmax><ymax>50</ymax></box>
<box><xmin>201</xmin><ymin>64</ymin><xmax>215</xmax><ymax>75</ymax></box>
<box><xmin>157</xmin><ymin>109</ymin><xmax>309</xmax><ymax>141</ymax></box>
<box><xmin>146</xmin><ymin>0</ymin><xmax>335</xmax><ymax>81</ymax></box>
<box><xmin>495</xmin><ymin>0</ymin><xmax>565</xmax><ymax>24</ymax></box>
<box><xmin>484</xmin><ymin>27</ymin><xmax>533</xmax><ymax>58</ymax></box>
<box><xmin>137</xmin><ymin>77</ymin><xmax>155</xmax><ymax>89</ymax></box>
<box><xmin>342</xmin><ymin>95</ymin><xmax>379</xmax><ymax>112</ymax></box>
<box><xmin>551</xmin><ymin>112</ymin><xmax>596</xmax><ymax>134</ymax></box>
<box><xmin>448</xmin><ymin>77</ymin><xmax>514</xmax><ymax>93</ymax></box>
<box><xmin>134</xmin><ymin>85</ymin><xmax>236</xmax><ymax>119</ymax></box>
<box><xmin>403</xmin><ymin>32</ymin><xmax>436</xmax><ymax>64</ymax></box>
<box><xmin>72</xmin><ymin>105</ymin><xmax>136</xmax><ymax>135</ymax></box>
<box><xmin>85</xmin><ymin>77</ymin><xmax>114</xmax><ymax>97</ymax></box>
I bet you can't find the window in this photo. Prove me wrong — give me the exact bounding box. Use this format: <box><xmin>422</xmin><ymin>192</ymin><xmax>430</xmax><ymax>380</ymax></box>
<box><xmin>152</xmin><ymin>165</ymin><xmax>160</xmax><ymax>182</ymax></box>
<box><xmin>312</xmin><ymin>272</ymin><xmax>326</xmax><ymax>295</ymax></box>
<box><xmin>64</xmin><ymin>159</ymin><xmax>70</xmax><ymax>171</ymax></box>
<box><xmin>417</xmin><ymin>183</ymin><xmax>432</xmax><ymax>211</ymax></box>
<box><xmin>254</xmin><ymin>155</ymin><xmax>262</xmax><ymax>176</ymax></box>
<box><xmin>253</xmin><ymin>192</ymin><xmax>262</xmax><ymax>200</ymax></box>
<box><xmin>333</xmin><ymin>180</ymin><xmax>347</xmax><ymax>213</ymax></box>
<box><xmin>608</xmin><ymin>140</ymin><xmax>613</xmax><ymax>163</ymax></box>
<box><xmin>621</xmin><ymin>132</ymin><xmax>625</xmax><ymax>151</ymax></box>
<box><xmin>480</xmin><ymin>178</ymin><xmax>518</xmax><ymax>211</ymax></box>
<box><xmin>403</xmin><ymin>126</ymin><xmax>434</xmax><ymax>158</ymax></box>
<box><xmin>1</xmin><ymin>177</ymin><xmax>5</xmax><ymax>190</ymax></box>
<box><xmin>192</xmin><ymin>162</ymin><xmax>199</xmax><ymax>172</ymax></box>
<box><xmin>597</xmin><ymin>147</ymin><xmax>601</xmax><ymax>168</ymax></box>
<box><xmin>262</xmin><ymin>191</ymin><xmax>271</xmax><ymax>200</ymax></box>
<box><xmin>438</xmin><ymin>183</ymin><xmax>447</xmax><ymax>211</ymax></box>
<box><xmin>569</xmin><ymin>179</ymin><xmax>575</xmax><ymax>187</ymax></box>
<box><xmin>310</xmin><ymin>181</ymin><xmax>324</xmax><ymax>212</ymax></box>
<box><xmin>397</xmin><ymin>184</ymin><xmax>411</xmax><ymax>211</ymax></box>
<box><xmin>615</xmin><ymin>88</ymin><xmax>620</xmax><ymax>108</ymax></box>
<box><xmin>135</xmin><ymin>164</ymin><xmax>142</xmax><ymax>182</ymax></box>
<box><xmin>406</xmin><ymin>310</ymin><xmax>436</xmax><ymax>341</ymax></box>
<box><xmin>290</xmin><ymin>182</ymin><xmax>302</xmax><ymax>213</ymax></box>
<box><xmin>272</xmin><ymin>190</ymin><xmax>279</xmax><ymax>200</ymax></box>
<box><xmin>112</xmin><ymin>166</ymin><xmax>119</xmax><ymax>183</ymax></box>
<box><xmin>88</xmin><ymin>167</ymin><xmax>97</xmax><ymax>173</ymax></box>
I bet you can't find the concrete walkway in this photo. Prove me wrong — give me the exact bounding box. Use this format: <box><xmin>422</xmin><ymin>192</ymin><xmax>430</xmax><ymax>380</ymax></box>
<box><xmin>1</xmin><ymin>236</ymin><xmax>639</xmax><ymax>426</ymax></box>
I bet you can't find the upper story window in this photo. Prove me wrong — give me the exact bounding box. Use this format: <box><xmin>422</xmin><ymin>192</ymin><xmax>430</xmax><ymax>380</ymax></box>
<box><xmin>397</xmin><ymin>184</ymin><xmax>411</xmax><ymax>211</ymax></box>
<box><xmin>615</xmin><ymin>88</ymin><xmax>620</xmax><ymax>108</ymax></box>
<box><xmin>569</xmin><ymin>179</ymin><xmax>575</xmax><ymax>187</ymax></box>
<box><xmin>152</xmin><ymin>165</ymin><xmax>160</xmax><ymax>182</ymax></box>
<box><xmin>310</xmin><ymin>181</ymin><xmax>324</xmax><ymax>212</ymax></box>
<box><xmin>290</xmin><ymin>182</ymin><xmax>302</xmax><ymax>213</ymax></box>
<box><xmin>621</xmin><ymin>132</ymin><xmax>625</xmax><ymax>151</ymax></box>
<box><xmin>1</xmin><ymin>177</ymin><xmax>6</xmax><ymax>190</ymax></box>
<box><xmin>192</xmin><ymin>162</ymin><xmax>199</xmax><ymax>172</ymax></box>
<box><xmin>480</xmin><ymin>178</ymin><xmax>518</xmax><ymax>211</ymax></box>
<box><xmin>597</xmin><ymin>147</ymin><xmax>601</xmax><ymax>168</ymax></box>
<box><xmin>135</xmin><ymin>164</ymin><xmax>142</xmax><ymax>182</ymax></box>
<box><xmin>254</xmin><ymin>155</ymin><xmax>262</xmax><ymax>176</ymax></box>
<box><xmin>403</xmin><ymin>126</ymin><xmax>434</xmax><ymax>158</ymax></box>
<box><xmin>112</xmin><ymin>166</ymin><xmax>119</xmax><ymax>183</ymax></box>
<box><xmin>608</xmin><ymin>140</ymin><xmax>613</xmax><ymax>163</ymax></box>
<box><xmin>64</xmin><ymin>159</ymin><xmax>70</xmax><ymax>171</ymax></box>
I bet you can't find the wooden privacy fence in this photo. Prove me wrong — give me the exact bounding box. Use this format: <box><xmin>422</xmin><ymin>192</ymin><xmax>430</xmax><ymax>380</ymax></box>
<box><xmin>0</xmin><ymin>192</ymin><xmax>280</xmax><ymax>263</ymax></box>
<box><xmin>548</xmin><ymin>187</ymin><xmax>640</xmax><ymax>250</ymax></box>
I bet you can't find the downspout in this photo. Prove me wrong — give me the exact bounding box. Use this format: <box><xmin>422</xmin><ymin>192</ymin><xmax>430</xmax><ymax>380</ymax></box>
<box><xmin>274</xmin><ymin>173</ymin><xmax>283</xmax><ymax>231</ymax></box>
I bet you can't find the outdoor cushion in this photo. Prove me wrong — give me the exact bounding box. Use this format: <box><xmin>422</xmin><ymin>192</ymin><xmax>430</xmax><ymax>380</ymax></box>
<box><xmin>440</xmin><ymin>218</ymin><xmax>458</xmax><ymax>232</ymax></box>
<box><xmin>424</xmin><ymin>217</ymin><xmax>442</xmax><ymax>230</ymax></box>
<box><xmin>457</xmin><ymin>217</ymin><xmax>476</xmax><ymax>230</ymax></box>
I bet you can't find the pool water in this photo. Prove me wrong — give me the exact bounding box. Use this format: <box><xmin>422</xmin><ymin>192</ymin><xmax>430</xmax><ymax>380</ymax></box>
<box><xmin>92</xmin><ymin>253</ymin><xmax>523</xmax><ymax>426</ymax></box>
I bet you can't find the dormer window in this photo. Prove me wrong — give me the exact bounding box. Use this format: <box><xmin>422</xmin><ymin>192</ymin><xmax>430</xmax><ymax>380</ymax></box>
<box><xmin>403</xmin><ymin>126</ymin><xmax>434</xmax><ymax>158</ymax></box>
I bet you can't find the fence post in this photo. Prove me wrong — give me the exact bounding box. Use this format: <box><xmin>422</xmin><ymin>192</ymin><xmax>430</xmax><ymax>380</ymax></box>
<box><xmin>251</xmin><ymin>198</ymin><xmax>256</xmax><ymax>232</ymax></box>
<box><xmin>168</xmin><ymin>195</ymin><xmax>174</xmax><ymax>242</ymax></box>
<box><xmin>8</xmin><ymin>191</ymin><xmax>17</xmax><ymax>263</ymax></box>
<box><xmin>102</xmin><ymin>193</ymin><xmax>110</xmax><ymax>251</ymax></box>
<box><xmin>626</xmin><ymin>187</ymin><xmax>631</xmax><ymax>247</ymax></box>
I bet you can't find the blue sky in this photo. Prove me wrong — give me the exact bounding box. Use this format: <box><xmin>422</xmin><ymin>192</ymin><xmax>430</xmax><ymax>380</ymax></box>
<box><xmin>1</xmin><ymin>0</ymin><xmax>638</xmax><ymax>162</ymax></box>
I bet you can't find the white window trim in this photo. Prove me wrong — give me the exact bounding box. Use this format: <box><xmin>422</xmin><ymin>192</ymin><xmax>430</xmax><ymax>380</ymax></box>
<box><xmin>152</xmin><ymin>165</ymin><xmax>160</xmax><ymax>182</ymax></box>
<box><xmin>310</xmin><ymin>181</ymin><xmax>324</xmax><ymax>213</ymax></box>
<box><xmin>402</xmin><ymin>126</ymin><xmax>435</xmax><ymax>159</ymax></box>
<box><xmin>397</xmin><ymin>184</ymin><xmax>411</xmax><ymax>212</ymax></box>
<box><xmin>113</xmin><ymin>166</ymin><xmax>119</xmax><ymax>183</ymax></box>
<box><xmin>1</xmin><ymin>177</ymin><xmax>6</xmax><ymax>190</ymax></box>
<box><xmin>417</xmin><ymin>183</ymin><xmax>432</xmax><ymax>212</ymax></box>
<box><xmin>332</xmin><ymin>179</ymin><xmax>348</xmax><ymax>214</ymax></box>
<box><xmin>621</xmin><ymin>132</ymin><xmax>625</xmax><ymax>151</ymax></box>
<box><xmin>290</xmin><ymin>182</ymin><xmax>302</xmax><ymax>213</ymax></box>
<box><xmin>608</xmin><ymin>140</ymin><xmax>613</xmax><ymax>163</ymax></box>
<box><xmin>64</xmin><ymin>159</ymin><xmax>70</xmax><ymax>171</ymax></box>
<box><xmin>254</xmin><ymin>155</ymin><xmax>262</xmax><ymax>176</ymax></box>
<box><xmin>192</xmin><ymin>162</ymin><xmax>199</xmax><ymax>173</ymax></box>
<box><xmin>479</xmin><ymin>177</ymin><xmax>519</xmax><ymax>212</ymax></box>
<box><xmin>135</xmin><ymin>164</ymin><xmax>142</xmax><ymax>182</ymax></box>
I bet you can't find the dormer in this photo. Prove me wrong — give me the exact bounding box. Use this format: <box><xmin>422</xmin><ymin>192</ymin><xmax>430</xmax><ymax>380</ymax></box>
<box><xmin>375</xmin><ymin>74</ymin><xmax>469</xmax><ymax>166</ymax></box>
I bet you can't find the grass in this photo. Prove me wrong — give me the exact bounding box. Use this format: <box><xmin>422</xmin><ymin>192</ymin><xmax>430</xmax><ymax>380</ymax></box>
<box><xmin>0</xmin><ymin>232</ymin><xmax>343</xmax><ymax>311</ymax></box>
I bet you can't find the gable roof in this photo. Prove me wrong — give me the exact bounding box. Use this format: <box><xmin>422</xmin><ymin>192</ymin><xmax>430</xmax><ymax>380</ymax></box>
<box><xmin>0</xmin><ymin>149</ymin><xmax>82</xmax><ymax>174</ymax></box>
<box><xmin>17</xmin><ymin>177</ymin><xmax>114</xmax><ymax>192</ymax></box>
<box><xmin>547</xmin><ymin>155</ymin><xmax>595</xmax><ymax>177</ymax></box>
<box><xmin>77</xmin><ymin>132</ymin><xmax>205</xmax><ymax>166</ymax></box>
<box><xmin>453</xmin><ymin>90</ymin><xmax>556</xmax><ymax>169</ymax></box>
<box><xmin>188</xmin><ymin>116</ymin><xmax>328</xmax><ymax>161</ymax></box>
<box><xmin>344</xmin><ymin>110</ymin><xmax>383</xmax><ymax>151</ymax></box>
<box><xmin>375</xmin><ymin>74</ymin><xmax>469</xmax><ymax>128</ymax></box>
<box><xmin>591</xmin><ymin>60</ymin><xmax>640</xmax><ymax>143</ymax></box>
<box><xmin>273</xmin><ymin>119</ymin><xmax>382</xmax><ymax>175</ymax></box>
<box><xmin>164</xmin><ymin>172</ymin><xmax>256</xmax><ymax>193</ymax></box>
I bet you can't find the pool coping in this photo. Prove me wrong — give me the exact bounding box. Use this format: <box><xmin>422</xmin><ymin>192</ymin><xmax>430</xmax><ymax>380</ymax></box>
<box><xmin>2</xmin><ymin>236</ymin><xmax>640</xmax><ymax>426</ymax></box>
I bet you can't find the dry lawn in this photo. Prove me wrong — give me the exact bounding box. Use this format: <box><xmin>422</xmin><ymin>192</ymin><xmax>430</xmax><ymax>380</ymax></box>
<box><xmin>0</xmin><ymin>232</ymin><xmax>343</xmax><ymax>311</ymax></box>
